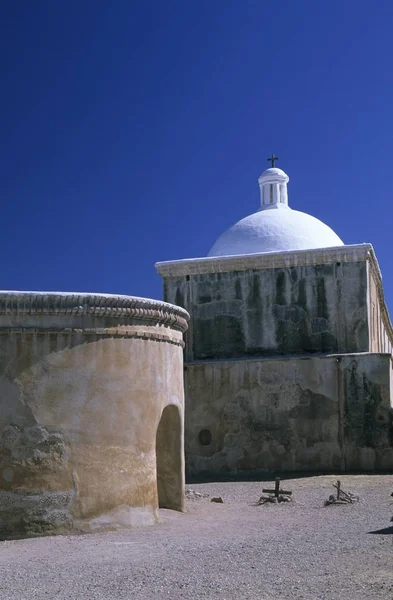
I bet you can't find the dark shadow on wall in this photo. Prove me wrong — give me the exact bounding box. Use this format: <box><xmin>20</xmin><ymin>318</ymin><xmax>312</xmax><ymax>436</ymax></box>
<box><xmin>156</xmin><ymin>404</ymin><xmax>183</xmax><ymax>511</ymax></box>
<box><xmin>186</xmin><ymin>469</ymin><xmax>393</xmax><ymax>484</ymax></box>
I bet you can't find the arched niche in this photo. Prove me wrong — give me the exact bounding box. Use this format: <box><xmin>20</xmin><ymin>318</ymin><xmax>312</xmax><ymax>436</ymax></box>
<box><xmin>156</xmin><ymin>404</ymin><xmax>184</xmax><ymax>511</ymax></box>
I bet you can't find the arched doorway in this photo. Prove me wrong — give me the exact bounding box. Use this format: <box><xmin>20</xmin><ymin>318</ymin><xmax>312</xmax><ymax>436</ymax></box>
<box><xmin>156</xmin><ymin>404</ymin><xmax>184</xmax><ymax>511</ymax></box>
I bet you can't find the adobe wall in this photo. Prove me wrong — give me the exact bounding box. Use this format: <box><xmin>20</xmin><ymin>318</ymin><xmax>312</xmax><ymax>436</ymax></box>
<box><xmin>368</xmin><ymin>262</ymin><xmax>393</xmax><ymax>355</ymax></box>
<box><xmin>158</xmin><ymin>245</ymin><xmax>374</xmax><ymax>361</ymax></box>
<box><xmin>185</xmin><ymin>353</ymin><xmax>393</xmax><ymax>478</ymax></box>
<box><xmin>167</xmin><ymin>261</ymin><xmax>369</xmax><ymax>360</ymax></box>
<box><xmin>0</xmin><ymin>292</ymin><xmax>189</xmax><ymax>539</ymax></box>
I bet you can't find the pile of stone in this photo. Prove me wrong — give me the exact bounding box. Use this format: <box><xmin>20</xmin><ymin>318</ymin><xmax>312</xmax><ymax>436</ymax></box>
<box><xmin>325</xmin><ymin>480</ymin><xmax>359</xmax><ymax>506</ymax></box>
<box><xmin>257</xmin><ymin>493</ymin><xmax>292</xmax><ymax>505</ymax></box>
<box><xmin>185</xmin><ymin>488</ymin><xmax>209</xmax><ymax>500</ymax></box>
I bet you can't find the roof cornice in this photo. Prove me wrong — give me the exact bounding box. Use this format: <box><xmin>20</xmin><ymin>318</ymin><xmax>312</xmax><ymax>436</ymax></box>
<box><xmin>0</xmin><ymin>292</ymin><xmax>190</xmax><ymax>333</ymax></box>
<box><xmin>156</xmin><ymin>244</ymin><xmax>373</xmax><ymax>278</ymax></box>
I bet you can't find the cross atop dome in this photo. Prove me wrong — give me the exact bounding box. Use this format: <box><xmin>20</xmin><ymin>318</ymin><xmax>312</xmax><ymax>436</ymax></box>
<box><xmin>267</xmin><ymin>152</ymin><xmax>279</xmax><ymax>167</ymax></box>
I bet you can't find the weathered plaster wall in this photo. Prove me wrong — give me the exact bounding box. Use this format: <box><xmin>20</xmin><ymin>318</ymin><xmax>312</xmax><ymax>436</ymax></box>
<box><xmin>157</xmin><ymin>246</ymin><xmax>393</xmax><ymax>477</ymax></box>
<box><xmin>185</xmin><ymin>353</ymin><xmax>393</xmax><ymax>478</ymax></box>
<box><xmin>165</xmin><ymin>261</ymin><xmax>369</xmax><ymax>360</ymax></box>
<box><xmin>368</xmin><ymin>265</ymin><xmax>393</xmax><ymax>356</ymax></box>
<box><xmin>0</xmin><ymin>293</ymin><xmax>189</xmax><ymax>539</ymax></box>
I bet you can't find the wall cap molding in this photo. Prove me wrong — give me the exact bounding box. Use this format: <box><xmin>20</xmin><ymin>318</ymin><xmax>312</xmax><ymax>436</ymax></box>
<box><xmin>185</xmin><ymin>350</ymin><xmax>393</xmax><ymax>367</ymax></box>
<box><xmin>0</xmin><ymin>326</ymin><xmax>185</xmax><ymax>347</ymax></box>
<box><xmin>156</xmin><ymin>244</ymin><xmax>374</xmax><ymax>277</ymax></box>
<box><xmin>0</xmin><ymin>292</ymin><xmax>189</xmax><ymax>333</ymax></box>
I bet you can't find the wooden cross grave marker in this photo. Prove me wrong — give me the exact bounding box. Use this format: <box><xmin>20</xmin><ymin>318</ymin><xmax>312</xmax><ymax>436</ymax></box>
<box><xmin>262</xmin><ymin>477</ymin><xmax>292</xmax><ymax>498</ymax></box>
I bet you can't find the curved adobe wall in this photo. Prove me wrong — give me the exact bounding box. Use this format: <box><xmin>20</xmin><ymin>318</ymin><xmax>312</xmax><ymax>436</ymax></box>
<box><xmin>0</xmin><ymin>292</ymin><xmax>189</xmax><ymax>539</ymax></box>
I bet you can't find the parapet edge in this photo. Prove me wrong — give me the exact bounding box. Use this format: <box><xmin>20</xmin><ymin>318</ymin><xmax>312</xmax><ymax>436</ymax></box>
<box><xmin>0</xmin><ymin>291</ymin><xmax>190</xmax><ymax>333</ymax></box>
<box><xmin>156</xmin><ymin>244</ymin><xmax>373</xmax><ymax>277</ymax></box>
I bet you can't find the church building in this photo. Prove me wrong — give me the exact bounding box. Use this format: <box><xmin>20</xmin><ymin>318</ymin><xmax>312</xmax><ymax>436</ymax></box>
<box><xmin>156</xmin><ymin>159</ymin><xmax>393</xmax><ymax>477</ymax></box>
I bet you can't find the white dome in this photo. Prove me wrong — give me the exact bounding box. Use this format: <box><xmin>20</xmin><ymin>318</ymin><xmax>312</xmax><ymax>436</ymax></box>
<box><xmin>208</xmin><ymin>207</ymin><xmax>344</xmax><ymax>257</ymax></box>
<box><xmin>258</xmin><ymin>167</ymin><xmax>288</xmax><ymax>183</ymax></box>
<box><xmin>208</xmin><ymin>165</ymin><xmax>344</xmax><ymax>257</ymax></box>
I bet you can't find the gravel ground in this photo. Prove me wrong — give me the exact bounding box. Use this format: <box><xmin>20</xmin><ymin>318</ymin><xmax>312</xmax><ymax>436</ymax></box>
<box><xmin>0</xmin><ymin>475</ymin><xmax>392</xmax><ymax>600</ymax></box>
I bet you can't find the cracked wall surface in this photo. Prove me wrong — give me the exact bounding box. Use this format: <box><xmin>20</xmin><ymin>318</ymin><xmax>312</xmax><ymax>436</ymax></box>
<box><xmin>185</xmin><ymin>354</ymin><xmax>393</xmax><ymax>478</ymax></box>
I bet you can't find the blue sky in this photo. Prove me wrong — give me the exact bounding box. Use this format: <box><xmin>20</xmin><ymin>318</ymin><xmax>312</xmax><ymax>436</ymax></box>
<box><xmin>1</xmin><ymin>0</ymin><xmax>393</xmax><ymax>314</ymax></box>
